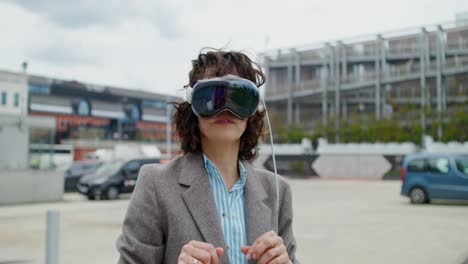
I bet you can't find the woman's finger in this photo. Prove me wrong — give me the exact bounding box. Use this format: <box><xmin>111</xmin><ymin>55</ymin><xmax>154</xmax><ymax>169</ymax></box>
<box><xmin>178</xmin><ymin>252</ymin><xmax>205</xmax><ymax>264</ymax></box>
<box><xmin>188</xmin><ymin>241</ymin><xmax>220</xmax><ymax>263</ymax></box>
<box><xmin>253</xmin><ymin>235</ymin><xmax>283</xmax><ymax>259</ymax></box>
<box><xmin>257</xmin><ymin>244</ymin><xmax>287</xmax><ymax>264</ymax></box>
<box><xmin>181</xmin><ymin>244</ymin><xmax>211</xmax><ymax>264</ymax></box>
<box><xmin>263</xmin><ymin>252</ymin><xmax>289</xmax><ymax>264</ymax></box>
<box><xmin>249</xmin><ymin>235</ymin><xmax>282</xmax><ymax>260</ymax></box>
<box><xmin>247</xmin><ymin>231</ymin><xmax>276</xmax><ymax>258</ymax></box>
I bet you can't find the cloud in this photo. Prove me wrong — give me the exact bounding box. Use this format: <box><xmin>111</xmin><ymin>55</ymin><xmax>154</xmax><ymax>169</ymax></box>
<box><xmin>27</xmin><ymin>37</ymin><xmax>99</xmax><ymax>67</ymax></box>
<box><xmin>1</xmin><ymin>0</ymin><xmax>467</xmax><ymax>97</ymax></box>
<box><xmin>5</xmin><ymin>0</ymin><xmax>184</xmax><ymax>40</ymax></box>
<box><xmin>9</xmin><ymin>0</ymin><xmax>124</xmax><ymax>28</ymax></box>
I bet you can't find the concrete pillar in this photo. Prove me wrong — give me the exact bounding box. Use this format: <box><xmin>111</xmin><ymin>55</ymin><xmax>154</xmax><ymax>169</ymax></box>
<box><xmin>440</xmin><ymin>27</ymin><xmax>447</xmax><ymax>112</ymax></box>
<box><xmin>382</xmin><ymin>38</ymin><xmax>388</xmax><ymax>78</ymax></box>
<box><xmin>419</xmin><ymin>28</ymin><xmax>428</xmax><ymax>137</ymax></box>
<box><xmin>262</xmin><ymin>56</ymin><xmax>270</xmax><ymax>97</ymax></box>
<box><xmin>341</xmin><ymin>42</ymin><xmax>347</xmax><ymax>79</ymax></box>
<box><xmin>287</xmin><ymin>49</ymin><xmax>295</xmax><ymax>125</ymax></box>
<box><xmin>294</xmin><ymin>50</ymin><xmax>301</xmax><ymax>125</ymax></box>
<box><xmin>436</xmin><ymin>26</ymin><xmax>445</xmax><ymax>139</ymax></box>
<box><xmin>294</xmin><ymin>50</ymin><xmax>301</xmax><ymax>86</ymax></box>
<box><xmin>375</xmin><ymin>34</ymin><xmax>383</xmax><ymax>120</ymax></box>
<box><xmin>380</xmin><ymin>35</ymin><xmax>386</xmax><ymax>117</ymax></box>
<box><xmin>335</xmin><ymin>42</ymin><xmax>342</xmax><ymax>142</ymax></box>
<box><xmin>322</xmin><ymin>44</ymin><xmax>332</xmax><ymax>128</ymax></box>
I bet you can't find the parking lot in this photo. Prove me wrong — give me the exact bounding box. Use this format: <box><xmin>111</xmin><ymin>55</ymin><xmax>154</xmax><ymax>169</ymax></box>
<box><xmin>1</xmin><ymin>179</ymin><xmax>468</xmax><ymax>264</ymax></box>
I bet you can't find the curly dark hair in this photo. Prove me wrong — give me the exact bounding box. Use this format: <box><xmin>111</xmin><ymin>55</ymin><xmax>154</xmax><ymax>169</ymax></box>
<box><xmin>173</xmin><ymin>48</ymin><xmax>266</xmax><ymax>160</ymax></box>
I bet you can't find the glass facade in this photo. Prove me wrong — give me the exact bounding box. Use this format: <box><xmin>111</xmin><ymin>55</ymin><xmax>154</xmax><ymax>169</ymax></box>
<box><xmin>1</xmin><ymin>91</ymin><xmax>6</xmax><ymax>105</ymax></box>
<box><xmin>77</xmin><ymin>100</ymin><xmax>91</xmax><ymax>116</ymax></box>
<box><xmin>28</xmin><ymin>83</ymin><xmax>50</xmax><ymax>94</ymax></box>
<box><xmin>14</xmin><ymin>93</ymin><xmax>19</xmax><ymax>107</ymax></box>
<box><xmin>143</xmin><ymin>99</ymin><xmax>166</xmax><ymax>109</ymax></box>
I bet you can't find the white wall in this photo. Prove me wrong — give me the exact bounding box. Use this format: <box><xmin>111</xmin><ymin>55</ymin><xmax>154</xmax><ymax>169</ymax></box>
<box><xmin>0</xmin><ymin>170</ymin><xmax>63</xmax><ymax>205</ymax></box>
<box><xmin>0</xmin><ymin>115</ymin><xmax>55</xmax><ymax>170</ymax></box>
<box><xmin>0</xmin><ymin>123</ymin><xmax>29</xmax><ymax>170</ymax></box>
<box><xmin>316</xmin><ymin>138</ymin><xmax>417</xmax><ymax>155</ymax></box>
<box><xmin>0</xmin><ymin>71</ymin><xmax>28</xmax><ymax>116</ymax></box>
<box><xmin>423</xmin><ymin>136</ymin><xmax>468</xmax><ymax>154</ymax></box>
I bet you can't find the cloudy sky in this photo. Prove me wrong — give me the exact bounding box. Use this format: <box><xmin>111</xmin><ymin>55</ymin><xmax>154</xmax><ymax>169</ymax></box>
<box><xmin>1</xmin><ymin>0</ymin><xmax>468</xmax><ymax>96</ymax></box>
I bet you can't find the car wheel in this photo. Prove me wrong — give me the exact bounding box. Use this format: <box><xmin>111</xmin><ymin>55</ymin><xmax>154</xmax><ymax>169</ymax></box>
<box><xmin>106</xmin><ymin>186</ymin><xmax>120</xmax><ymax>200</ymax></box>
<box><xmin>91</xmin><ymin>188</ymin><xmax>103</xmax><ymax>200</ymax></box>
<box><xmin>409</xmin><ymin>187</ymin><xmax>428</xmax><ymax>204</ymax></box>
<box><xmin>87</xmin><ymin>195</ymin><xmax>95</xmax><ymax>200</ymax></box>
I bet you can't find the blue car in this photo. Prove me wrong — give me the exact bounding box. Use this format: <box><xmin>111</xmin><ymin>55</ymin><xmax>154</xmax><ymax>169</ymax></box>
<box><xmin>401</xmin><ymin>154</ymin><xmax>468</xmax><ymax>204</ymax></box>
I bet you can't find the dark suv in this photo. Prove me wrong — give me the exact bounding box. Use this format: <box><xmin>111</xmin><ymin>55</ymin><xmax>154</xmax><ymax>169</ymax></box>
<box><xmin>64</xmin><ymin>160</ymin><xmax>103</xmax><ymax>192</ymax></box>
<box><xmin>77</xmin><ymin>158</ymin><xmax>159</xmax><ymax>200</ymax></box>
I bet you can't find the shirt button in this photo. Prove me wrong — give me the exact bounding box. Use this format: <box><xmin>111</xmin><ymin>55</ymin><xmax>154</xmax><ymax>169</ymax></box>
<box><xmin>222</xmin><ymin>212</ymin><xmax>227</xmax><ymax>218</ymax></box>
<box><xmin>227</xmin><ymin>246</ymin><xmax>230</xmax><ymax>250</ymax></box>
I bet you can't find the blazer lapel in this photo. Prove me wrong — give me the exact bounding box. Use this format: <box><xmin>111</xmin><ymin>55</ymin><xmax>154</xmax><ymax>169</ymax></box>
<box><xmin>179</xmin><ymin>153</ymin><xmax>227</xmax><ymax>249</ymax></box>
<box><xmin>243</xmin><ymin>161</ymin><xmax>273</xmax><ymax>246</ymax></box>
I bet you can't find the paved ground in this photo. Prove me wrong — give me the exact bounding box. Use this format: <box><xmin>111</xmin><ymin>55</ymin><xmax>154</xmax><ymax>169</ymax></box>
<box><xmin>1</xmin><ymin>179</ymin><xmax>468</xmax><ymax>264</ymax></box>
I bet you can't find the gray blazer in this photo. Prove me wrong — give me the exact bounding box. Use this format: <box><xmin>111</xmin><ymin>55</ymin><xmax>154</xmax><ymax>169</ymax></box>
<box><xmin>116</xmin><ymin>153</ymin><xmax>299</xmax><ymax>264</ymax></box>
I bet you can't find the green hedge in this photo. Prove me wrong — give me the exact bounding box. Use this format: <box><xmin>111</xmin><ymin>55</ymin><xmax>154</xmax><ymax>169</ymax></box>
<box><xmin>274</xmin><ymin>108</ymin><xmax>468</xmax><ymax>146</ymax></box>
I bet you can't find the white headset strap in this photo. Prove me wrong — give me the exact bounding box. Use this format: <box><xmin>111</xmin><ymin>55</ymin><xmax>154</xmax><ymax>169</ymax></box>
<box><xmin>185</xmin><ymin>86</ymin><xmax>193</xmax><ymax>104</ymax></box>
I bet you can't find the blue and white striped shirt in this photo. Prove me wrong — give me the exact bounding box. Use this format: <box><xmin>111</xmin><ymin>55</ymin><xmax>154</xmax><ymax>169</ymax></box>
<box><xmin>203</xmin><ymin>154</ymin><xmax>248</xmax><ymax>264</ymax></box>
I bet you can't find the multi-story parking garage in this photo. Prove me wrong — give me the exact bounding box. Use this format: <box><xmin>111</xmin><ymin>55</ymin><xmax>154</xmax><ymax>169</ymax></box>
<box><xmin>261</xmin><ymin>18</ymin><xmax>468</xmax><ymax>141</ymax></box>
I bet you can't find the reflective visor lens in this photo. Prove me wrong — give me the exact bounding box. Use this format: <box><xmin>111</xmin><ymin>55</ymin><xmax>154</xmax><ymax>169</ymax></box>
<box><xmin>191</xmin><ymin>79</ymin><xmax>259</xmax><ymax>118</ymax></box>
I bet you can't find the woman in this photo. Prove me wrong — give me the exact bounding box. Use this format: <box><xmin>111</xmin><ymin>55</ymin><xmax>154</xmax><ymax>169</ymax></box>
<box><xmin>116</xmin><ymin>49</ymin><xmax>299</xmax><ymax>264</ymax></box>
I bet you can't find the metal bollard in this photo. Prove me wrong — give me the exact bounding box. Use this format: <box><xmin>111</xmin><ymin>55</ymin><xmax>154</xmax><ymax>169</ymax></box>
<box><xmin>45</xmin><ymin>210</ymin><xmax>60</xmax><ymax>264</ymax></box>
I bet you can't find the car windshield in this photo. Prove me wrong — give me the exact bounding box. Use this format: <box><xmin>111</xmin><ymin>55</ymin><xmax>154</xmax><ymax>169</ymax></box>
<box><xmin>94</xmin><ymin>160</ymin><xmax>125</xmax><ymax>176</ymax></box>
<box><xmin>455</xmin><ymin>156</ymin><xmax>468</xmax><ymax>175</ymax></box>
<box><xmin>68</xmin><ymin>163</ymin><xmax>84</xmax><ymax>173</ymax></box>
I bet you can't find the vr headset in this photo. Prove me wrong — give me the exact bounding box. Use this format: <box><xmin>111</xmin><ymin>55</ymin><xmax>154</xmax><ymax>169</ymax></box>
<box><xmin>185</xmin><ymin>75</ymin><xmax>261</xmax><ymax>119</ymax></box>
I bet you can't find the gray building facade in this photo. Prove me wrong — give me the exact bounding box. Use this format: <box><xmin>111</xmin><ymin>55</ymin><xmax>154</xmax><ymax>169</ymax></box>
<box><xmin>262</xmin><ymin>19</ymin><xmax>468</xmax><ymax>141</ymax></box>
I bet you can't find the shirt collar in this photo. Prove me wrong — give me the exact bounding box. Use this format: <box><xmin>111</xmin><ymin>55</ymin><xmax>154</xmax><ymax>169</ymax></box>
<box><xmin>203</xmin><ymin>153</ymin><xmax>247</xmax><ymax>188</ymax></box>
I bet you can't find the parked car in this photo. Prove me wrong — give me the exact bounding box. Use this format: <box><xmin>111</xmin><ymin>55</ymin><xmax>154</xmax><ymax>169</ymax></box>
<box><xmin>64</xmin><ymin>160</ymin><xmax>103</xmax><ymax>192</ymax></box>
<box><xmin>77</xmin><ymin>158</ymin><xmax>159</xmax><ymax>200</ymax></box>
<box><xmin>401</xmin><ymin>154</ymin><xmax>468</xmax><ymax>204</ymax></box>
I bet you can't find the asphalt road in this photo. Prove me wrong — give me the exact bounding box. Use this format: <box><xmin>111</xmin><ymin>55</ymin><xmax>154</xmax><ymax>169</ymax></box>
<box><xmin>0</xmin><ymin>179</ymin><xmax>467</xmax><ymax>264</ymax></box>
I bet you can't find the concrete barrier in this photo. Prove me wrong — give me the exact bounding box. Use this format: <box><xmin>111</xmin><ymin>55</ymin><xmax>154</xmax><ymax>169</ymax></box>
<box><xmin>0</xmin><ymin>170</ymin><xmax>63</xmax><ymax>205</ymax></box>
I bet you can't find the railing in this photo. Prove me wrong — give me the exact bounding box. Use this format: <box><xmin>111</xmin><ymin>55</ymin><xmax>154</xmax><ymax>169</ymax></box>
<box><xmin>263</xmin><ymin>21</ymin><xmax>468</xmax><ymax>98</ymax></box>
<box><xmin>299</xmin><ymin>50</ymin><xmax>324</xmax><ymax>61</ymax></box>
<box><xmin>294</xmin><ymin>79</ymin><xmax>322</xmax><ymax>92</ymax></box>
<box><xmin>446</xmin><ymin>37</ymin><xmax>468</xmax><ymax>50</ymax></box>
<box><xmin>445</xmin><ymin>56</ymin><xmax>468</xmax><ymax>69</ymax></box>
<box><xmin>266</xmin><ymin>55</ymin><xmax>468</xmax><ymax>98</ymax></box>
<box><xmin>342</xmin><ymin>71</ymin><xmax>378</xmax><ymax>85</ymax></box>
<box><xmin>387</xmin><ymin>42</ymin><xmax>420</xmax><ymax>56</ymax></box>
<box><xmin>345</xmin><ymin>44</ymin><xmax>377</xmax><ymax>57</ymax></box>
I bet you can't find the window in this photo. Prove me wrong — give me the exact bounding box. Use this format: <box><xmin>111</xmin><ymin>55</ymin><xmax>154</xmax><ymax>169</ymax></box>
<box><xmin>29</xmin><ymin>83</ymin><xmax>50</xmax><ymax>94</ymax></box>
<box><xmin>143</xmin><ymin>99</ymin><xmax>166</xmax><ymax>109</ymax></box>
<box><xmin>407</xmin><ymin>159</ymin><xmax>425</xmax><ymax>172</ymax></box>
<box><xmin>1</xmin><ymin>91</ymin><xmax>6</xmax><ymax>105</ymax></box>
<box><xmin>427</xmin><ymin>158</ymin><xmax>450</xmax><ymax>174</ymax></box>
<box><xmin>129</xmin><ymin>104</ymin><xmax>140</xmax><ymax>121</ymax></box>
<box><xmin>77</xmin><ymin>99</ymin><xmax>90</xmax><ymax>116</ymax></box>
<box><xmin>124</xmin><ymin>160</ymin><xmax>141</xmax><ymax>179</ymax></box>
<box><xmin>124</xmin><ymin>161</ymin><xmax>140</xmax><ymax>174</ymax></box>
<box><xmin>14</xmin><ymin>93</ymin><xmax>19</xmax><ymax>107</ymax></box>
<box><xmin>455</xmin><ymin>157</ymin><xmax>468</xmax><ymax>175</ymax></box>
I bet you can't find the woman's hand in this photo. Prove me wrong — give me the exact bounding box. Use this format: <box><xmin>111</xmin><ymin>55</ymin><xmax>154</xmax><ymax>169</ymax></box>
<box><xmin>178</xmin><ymin>240</ymin><xmax>224</xmax><ymax>264</ymax></box>
<box><xmin>241</xmin><ymin>231</ymin><xmax>291</xmax><ymax>264</ymax></box>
